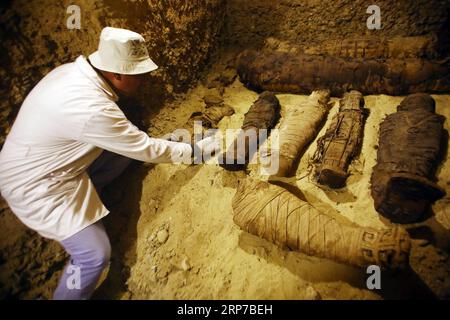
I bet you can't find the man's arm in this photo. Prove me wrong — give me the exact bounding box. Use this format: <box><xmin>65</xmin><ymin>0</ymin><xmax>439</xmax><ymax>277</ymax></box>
<box><xmin>79</xmin><ymin>104</ymin><xmax>192</xmax><ymax>164</ymax></box>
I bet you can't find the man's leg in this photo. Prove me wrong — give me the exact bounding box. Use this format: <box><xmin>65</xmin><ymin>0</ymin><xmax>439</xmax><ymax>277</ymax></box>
<box><xmin>88</xmin><ymin>150</ymin><xmax>133</xmax><ymax>194</ymax></box>
<box><xmin>53</xmin><ymin>152</ymin><xmax>131</xmax><ymax>299</ymax></box>
<box><xmin>53</xmin><ymin>220</ymin><xmax>111</xmax><ymax>300</ymax></box>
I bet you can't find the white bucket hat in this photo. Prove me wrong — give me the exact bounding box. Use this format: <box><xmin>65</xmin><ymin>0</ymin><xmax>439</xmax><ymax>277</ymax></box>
<box><xmin>89</xmin><ymin>27</ymin><xmax>158</xmax><ymax>75</ymax></box>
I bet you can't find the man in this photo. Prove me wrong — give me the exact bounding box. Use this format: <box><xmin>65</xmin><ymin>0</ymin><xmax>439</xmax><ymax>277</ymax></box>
<box><xmin>0</xmin><ymin>27</ymin><xmax>217</xmax><ymax>299</ymax></box>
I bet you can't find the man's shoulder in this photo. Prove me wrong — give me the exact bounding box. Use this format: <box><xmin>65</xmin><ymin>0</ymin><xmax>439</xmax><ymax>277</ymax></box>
<box><xmin>29</xmin><ymin>61</ymin><xmax>113</xmax><ymax>106</ymax></box>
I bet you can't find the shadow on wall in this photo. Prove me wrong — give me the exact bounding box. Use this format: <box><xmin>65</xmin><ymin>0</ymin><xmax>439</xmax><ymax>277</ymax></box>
<box><xmin>0</xmin><ymin>205</ymin><xmax>68</xmax><ymax>299</ymax></box>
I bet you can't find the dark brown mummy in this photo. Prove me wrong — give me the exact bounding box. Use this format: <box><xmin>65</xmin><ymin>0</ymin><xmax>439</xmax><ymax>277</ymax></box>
<box><xmin>236</xmin><ymin>50</ymin><xmax>450</xmax><ymax>96</ymax></box>
<box><xmin>370</xmin><ymin>93</ymin><xmax>446</xmax><ymax>224</ymax></box>
<box><xmin>219</xmin><ymin>91</ymin><xmax>280</xmax><ymax>171</ymax></box>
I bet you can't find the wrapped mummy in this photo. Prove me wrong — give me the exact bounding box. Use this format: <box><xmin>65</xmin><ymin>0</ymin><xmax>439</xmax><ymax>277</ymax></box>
<box><xmin>236</xmin><ymin>49</ymin><xmax>450</xmax><ymax>96</ymax></box>
<box><xmin>219</xmin><ymin>91</ymin><xmax>280</xmax><ymax>171</ymax></box>
<box><xmin>314</xmin><ymin>90</ymin><xmax>365</xmax><ymax>188</ymax></box>
<box><xmin>264</xmin><ymin>90</ymin><xmax>330</xmax><ymax>177</ymax></box>
<box><xmin>232</xmin><ymin>178</ymin><xmax>411</xmax><ymax>269</ymax></box>
<box><xmin>264</xmin><ymin>35</ymin><xmax>439</xmax><ymax>59</ymax></box>
<box><xmin>185</xmin><ymin>105</ymin><xmax>235</xmax><ymax>139</ymax></box>
<box><xmin>371</xmin><ymin>93</ymin><xmax>446</xmax><ymax>224</ymax></box>
<box><xmin>167</xmin><ymin>105</ymin><xmax>235</xmax><ymax>145</ymax></box>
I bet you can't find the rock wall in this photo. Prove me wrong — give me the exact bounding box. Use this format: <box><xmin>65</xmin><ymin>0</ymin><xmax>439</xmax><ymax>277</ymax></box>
<box><xmin>0</xmin><ymin>0</ymin><xmax>225</xmax><ymax>299</ymax></box>
<box><xmin>224</xmin><ymin>0</ymin><xmax>450</xmax><ymax>53</ymax></box>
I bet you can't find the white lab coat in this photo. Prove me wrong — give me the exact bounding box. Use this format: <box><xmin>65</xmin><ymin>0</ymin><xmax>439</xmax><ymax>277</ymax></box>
<box><xmin>0</xmin><ymin>56</ymin><xmax>192</xmax><ymax>241</ymax></box>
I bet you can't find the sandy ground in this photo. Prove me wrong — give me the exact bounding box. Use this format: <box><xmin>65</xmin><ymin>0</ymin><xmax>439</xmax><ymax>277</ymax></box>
<box><xmin>93</xmin><ymin>58</ymin><xmax>450</xmax><ymax>300</ymax></box>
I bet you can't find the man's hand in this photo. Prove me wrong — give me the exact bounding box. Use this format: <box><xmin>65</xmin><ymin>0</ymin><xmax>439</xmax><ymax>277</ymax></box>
<box><xmin>159</xmin><ymin>132</ymin><xmax>178</xmax><ymax>141</ymax></box>
<box><xmin>192</xmin><ymin>134</ymin><xmax>222</xmax><ymax>163</ymax></box>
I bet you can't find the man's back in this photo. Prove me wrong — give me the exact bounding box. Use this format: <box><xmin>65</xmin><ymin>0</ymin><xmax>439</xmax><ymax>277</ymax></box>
<box><xmin>0</xmin><ymin>56</ymin><xmax>117</xmax><ymax>192</ymax></box>
<box><xmin>0</xmin><ymin>56</ymin><xmax>123</xmax><ymax>240</ymax></box>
